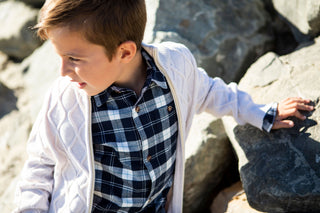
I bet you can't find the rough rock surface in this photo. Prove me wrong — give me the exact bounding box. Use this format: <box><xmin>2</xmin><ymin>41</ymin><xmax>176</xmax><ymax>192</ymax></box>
<box><xmin>184</xmin><ymin>113</ymin><xmax>235</xmax><ymax>213</ymax></box>
<box><xmin>16</xmin><ymin>0</ymin><xmax>45</xmax><ymax>8</ymax></box>
<box><xmin>19</xmin><ymin>41</ymin><xmax>60</xmax><ymax>118</ymax></box>
<box><xmin>0</xmin><ymin>41</ymin><xmax>59</xmax><ymax>213</ymax></box>
<box><xmin>151</xmin><ymin>0</ymin><xmax>274</xmax><ymax>82</ymax></box>
<box><xmin>0</xmin><ymin>51</ymin><xmax>8</xmax><ymax>69</ymax></box>
<box><xmin>272</xmin><ymin>0</ymin><xmax>320</xmax><ymax>41</ymax></box>
<box><xmin>223</xmin><ymin>37</ymin><xmax>320</xmax><ymax>212</ymax></box>
<box><xmin>0</xmin><ymin>1</ymin><xmax>42</xmax><ymax>59</ymax></box>
<box><xmin>0</xmin><ymin>81</ymin><xmax>17</xmax><ymax>118</ymax></box>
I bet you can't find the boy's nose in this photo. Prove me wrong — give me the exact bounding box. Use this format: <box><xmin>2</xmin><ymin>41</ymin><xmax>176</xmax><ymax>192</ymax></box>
<box><xmin>60</xmin><ymin>59</ymin><xmax>73</xmax><ymax>77</ymax></box>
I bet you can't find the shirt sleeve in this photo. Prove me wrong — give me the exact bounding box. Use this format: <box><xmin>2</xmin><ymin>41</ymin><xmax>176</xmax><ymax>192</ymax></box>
<box><xmin>262</xmin><ymin>102</ymin><xmax>278</xmax><ymax>132</ymax></box>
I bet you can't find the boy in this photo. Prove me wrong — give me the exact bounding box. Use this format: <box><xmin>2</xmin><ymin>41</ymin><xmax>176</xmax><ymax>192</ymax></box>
<box><xmin>14</xmin><ymin>0</ymin><xmax>314</xmax><ymax>212</ymax></box>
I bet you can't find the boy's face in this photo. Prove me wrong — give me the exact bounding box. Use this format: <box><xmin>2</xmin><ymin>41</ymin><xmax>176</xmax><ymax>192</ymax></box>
<box><xmin>48</xmin><ymin>27</ymin><xmax>123</xmax><ymax>96</ymax></box>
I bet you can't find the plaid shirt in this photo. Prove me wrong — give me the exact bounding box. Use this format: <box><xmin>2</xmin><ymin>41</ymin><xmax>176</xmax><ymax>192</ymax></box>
<box><xmin>262</xmin><ymin>102</ymin><xmax>278</xmax><ymax>132</ymax></box>
<box><xmin>91</xmin><ymin>49</ymin><xmax>178</xmax><ymax>212</ymax></box>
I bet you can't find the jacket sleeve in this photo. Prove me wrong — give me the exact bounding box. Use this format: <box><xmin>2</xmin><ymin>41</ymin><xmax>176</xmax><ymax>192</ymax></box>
<box><xmin>14</xmin><ymin>90</ymin><xmax>57</xmax><ymax>212</ymax></box>
<box><xmin>182</xmin><ymin>46</ymin><xmax>268</xmax><ymax>130</ymax></box>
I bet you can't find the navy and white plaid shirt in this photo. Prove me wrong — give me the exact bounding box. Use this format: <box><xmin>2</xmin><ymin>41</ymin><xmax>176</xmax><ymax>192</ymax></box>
<box><xmin>91</xmin><ymin>49</ymin><xmax>178</xmax><ymax>212</ymax></box>
<box><xmin>90</xmin><ymin>46</ymin><xmax>277</xmax><ymax>212</ymax></box>
<box><xmin>262</xmin><ymin>102</ymin><xmax>278</xmax><ymax>132</ymax></box>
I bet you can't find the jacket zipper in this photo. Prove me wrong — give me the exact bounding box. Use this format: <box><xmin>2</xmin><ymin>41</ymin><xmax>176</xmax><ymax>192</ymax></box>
<box><xmin>87</xmin><ymin>97</ymin><xmax>95</xmax><ymax>213</ymax></box>
<box><xmin>152</xmin><ymin>48</ymin><xmax>186</xmax><ymax>213</ymax></box>
<box><xmin>153</xmin><ymin>51</ymin><xmax>185</xmax><ymax>149</ymax></box>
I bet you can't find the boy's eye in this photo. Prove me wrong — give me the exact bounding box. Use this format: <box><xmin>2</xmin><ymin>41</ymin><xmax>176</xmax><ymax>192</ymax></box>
<box><xmin>69</xmin><ymin>57</ymin><xmax>80</xmax><ymax>62</ymax></box>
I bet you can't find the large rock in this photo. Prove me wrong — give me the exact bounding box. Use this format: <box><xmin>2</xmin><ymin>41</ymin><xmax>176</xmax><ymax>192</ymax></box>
<box><xmin>183</xmin><ymin>113</ymin><xmax>235</xmax><ymax>213</ymax></box>
<box><xmin>144</xmin><ymin>0</ymin><xmax>159</xmax><ymax>43</ymax></box>
<box><xmin>223</xmin><ymin>37</ymin><xmax>320</xmax><ymax>212</ymax></box>
<box><xmin>0</xmin><ymin>111</ymin><xmax>31</xmax><ymax>213</ymax></box>
<box><xmin>0</xmin><ymin>51</ymin><xmax>8</xmax><ymax>70</ymax></box>
<box><xmin>0</xmin><ymin>1</ymin><xmax>42</xmax><ymax>59</ymax></box>
<box><xmin>16</xmin><ymin>0</ymin><xmax>45</xmax><ymax>8</ymax></box>
<box><xmin>0</xmin><ymin>81</ymin><xmax>17</xmax><ymax>119</ymax></box>
<box><xmin>272</xmin><ymin>0</ymin><xmax>320</xmax><ymax>41</ymax></box>
<box><xmin>150</xmin><ymin>0</ymin><xmax>274</xmax><ymax>82</ymax></box>
<box><xmin>0</xmin><ymin>41</ymin><xmax>59</xmax><ymax>213</ymax></box>
<box><xmin>19</xmin><ymin>41</ymin><xmax>60</xmax><ymax>118</ymax></box>
<box><xmin>0</xmin><ymin>68</ymin><xmax>30</xmax><ymax>213</ymax></box>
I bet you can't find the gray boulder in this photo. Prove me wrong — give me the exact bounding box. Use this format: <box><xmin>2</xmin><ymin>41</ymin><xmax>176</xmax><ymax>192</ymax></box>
<box><xmin>16</xmin><ymin>0</ymin><xmax>45</xmax><ymax>8</ymax></box>
<box><xmin>0</xmin><ymin>1</ymin><xmax>42</xmax><ymax>59</ymax></box>
<box><xmin>0</xmin><ymin>51</ymin><xmax>8</xmax><ymax>70</ymax></box>
<box><xmin>0</xmin><ymin>41</ymin><xmax>59</xmax><ymax>213</ymax></box>
<box><xmin>0</xmin><ymin>111</ymin><xmax>31</xmax><ymax>213</ymax></box>
<box><xmin>150</xmin><ymin>0</ymin><xmax>274</xmax><ymax>82</ymax></box>
<box><xmin>184</xmin><ymin>113</ymin><xmax>234</xmax><ymax>213</ymax></box>
<box><xmin>223</xmin><ymin>37</ymin><xmax>320</xmax><ymax>212</ymax></box>
<box><xmin>0</xmin><ymin>63</ymin><xmax>29</xmax><ymax>212</ymax></box>
<box><xmin>272</xmin><ymin>0</ymin><xmax>320</xmax><ymax>41</ymax></box>
<box><xmin>19</xmin><ymin>41</ymin><xmax>60</xmax><ymax>119</ymax></box>
<box><xmin>0</xmin><ymin>81</ymin><xmax>17</xmax><ymax>119</ymax></box>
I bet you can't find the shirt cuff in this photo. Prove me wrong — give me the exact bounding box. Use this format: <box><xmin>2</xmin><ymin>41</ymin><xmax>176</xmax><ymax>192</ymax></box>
<box><xmin>262</xmin><ymin>102</ymin><xmax>278</xmax><ymax>133</ymax></box>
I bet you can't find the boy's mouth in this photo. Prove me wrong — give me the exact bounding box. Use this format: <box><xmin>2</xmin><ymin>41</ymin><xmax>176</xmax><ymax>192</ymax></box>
<box><xmin>76</xmin><ymin>82</ymin><xmax>87</xmax><ymax>89</ymax></box>
<box><xmin>70</xmin><ymin>79</ymin><xmax>87</xmax><ymax>89</ymax></box>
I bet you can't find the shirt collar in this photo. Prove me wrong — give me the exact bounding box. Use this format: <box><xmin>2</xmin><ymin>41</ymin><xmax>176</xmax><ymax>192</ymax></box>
<box><xmin>141</xmin><ymin>48</ymin><xmax>168</xmax><ymax>90</ymax></box>
<box><xmin>92</xmin><ymin>48</ymin><xmax>168</xmax><ymax>108</ymax></box>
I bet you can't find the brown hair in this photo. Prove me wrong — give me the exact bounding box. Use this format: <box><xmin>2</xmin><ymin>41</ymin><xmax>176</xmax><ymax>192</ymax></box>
<box><xmin>36</xmin><ymin>0</ymin><xmax>147</xmax><ymax>60</ymax></box>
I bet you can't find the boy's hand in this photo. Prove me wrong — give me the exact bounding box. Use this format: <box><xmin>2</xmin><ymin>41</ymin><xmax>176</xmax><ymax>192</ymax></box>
<box><xmin>272</xmin><ymin>97</ymin><xmax>315</xmax><ymax>129</ymax></box>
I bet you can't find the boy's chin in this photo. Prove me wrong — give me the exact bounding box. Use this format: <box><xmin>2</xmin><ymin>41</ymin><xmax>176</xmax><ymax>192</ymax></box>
<box><xmin>77</xmin><ymin>84</ymin><xmax>107</xmax><ymax>96</ymax></box>
<box><xmin>84</xmin><ymin>89</ymin><xmax>104</xmax><ymax>97</ymax></box>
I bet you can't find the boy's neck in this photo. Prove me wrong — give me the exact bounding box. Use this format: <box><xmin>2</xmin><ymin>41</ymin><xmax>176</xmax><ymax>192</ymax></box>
<box><xmin>114</xmin><ymin>50</ymin><xmax>147</xmax><ymax>96</ymax></box>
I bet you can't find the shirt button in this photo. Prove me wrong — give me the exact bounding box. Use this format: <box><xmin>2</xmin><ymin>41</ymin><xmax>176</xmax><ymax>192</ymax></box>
<box><xmin>135</xmin><ymin>106</ymin><xmax>140</xmax><ymax>113</ymax></box>
<box><xmin>167</xmin><ymin>106</ymin><xmax>173</xmax><ymax>112</ymax></box>
<box><xmin>147</xmin><ymin>155</ymin><xmax>152</xmax><ymax>162</ymax></box>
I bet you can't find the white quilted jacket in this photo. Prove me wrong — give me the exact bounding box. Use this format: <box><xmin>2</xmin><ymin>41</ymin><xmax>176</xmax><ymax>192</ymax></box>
<box><xmin>14</xmin><ymin>42</ymin><xmax>268</xmax><ymax>213</ymax></box>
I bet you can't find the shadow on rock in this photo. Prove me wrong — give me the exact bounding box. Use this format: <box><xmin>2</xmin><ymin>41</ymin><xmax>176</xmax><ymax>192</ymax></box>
<box><xmin>233</xmin><ymin>100</ymin><xmax>320</xmax><ymax>213</ymax></box>
<box><xmin>0</xmin><ymin>82</ymin><xmax>17</xmax><ymax>119</ymax></box>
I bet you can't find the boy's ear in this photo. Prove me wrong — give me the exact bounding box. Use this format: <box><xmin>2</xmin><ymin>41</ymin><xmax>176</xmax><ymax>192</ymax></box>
<box><xmin>118</xmin><ymin>41</ymin><xmax>137</xmax><ymax>63</ymax></box>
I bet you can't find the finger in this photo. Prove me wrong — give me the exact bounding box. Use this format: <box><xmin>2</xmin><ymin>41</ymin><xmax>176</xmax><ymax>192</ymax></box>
<box><xmin>282</xmin><ymin>97</ymin><xmax>312</xmax><ymax>107</ymax></box>
<box><xmin>279</xmin><ymin>101</ymin><xmax>314</xmax><ymax>116</ymax></box>
<box><xmin>299</xmin><ymin>98</ymin><xmax>312</xmax><ymax>105</ymax></box>
<box><xmin>283</xmin><ymin>104</ymin><xmax>313</xmax><ymax>114</ymax></box>
<box><xmin>276</xmin><ymin>97</ymin><xmax>314</xmax><ymax>121</ymax></box>
<box><xmin>297</xmin><ymin>104</ymin><xmax>314</xmax><ymax>111</ymax></box>
<box><xmin>282</xmin><ymin>97</ymin><xmax>306</xmax><ymax>104</ymax></box>
<box><xmin>272</xmin><ymin>120</ymin><xmax>294</xmax><ymax>130</ymax></box>
<box><xmin>283</xmin><ymin>107</ymin><xmax>307</xmax><ymax>120</ymax></box>
<box><xmin>283</xmin><ymin>99</ymin><xmax>311</xmax><ymax>106</ymax></box>
<box><xmin>293</xmin><ymin>110</ymin><xmax>307</xmax><ymax>120</ymax></box>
